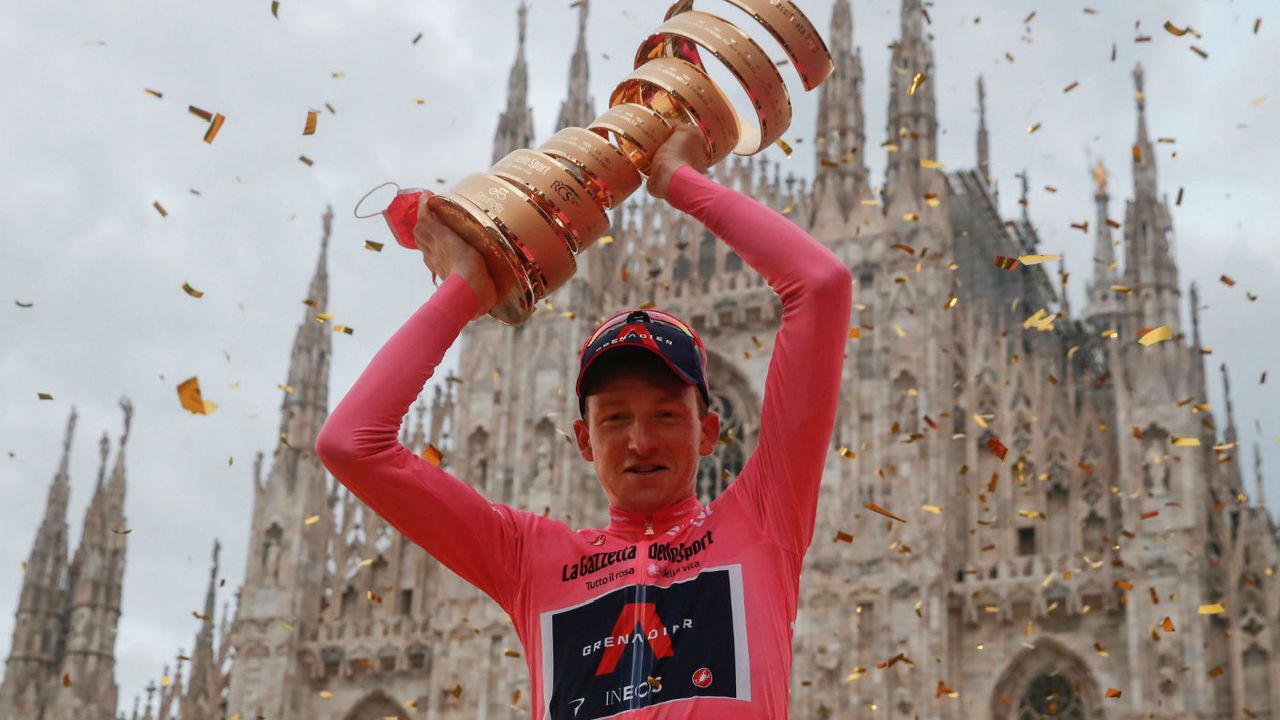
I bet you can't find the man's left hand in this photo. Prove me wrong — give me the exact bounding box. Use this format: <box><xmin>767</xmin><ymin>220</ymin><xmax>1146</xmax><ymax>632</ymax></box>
<box><xmin>647</xmin><ymin>122</ymin><xmax>712</xmax><ymax>200</ymax></box>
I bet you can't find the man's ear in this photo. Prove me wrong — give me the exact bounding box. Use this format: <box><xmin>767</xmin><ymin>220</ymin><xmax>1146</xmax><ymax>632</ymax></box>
<box><xmin>698</xmin><ymin>411</ymin><xmax>721</xmax><ymax>457</ymax></box>
<box><xmin>572</xmin><ymin>418</ymin><xmax>594</xmax><ymax>462</ymax></box>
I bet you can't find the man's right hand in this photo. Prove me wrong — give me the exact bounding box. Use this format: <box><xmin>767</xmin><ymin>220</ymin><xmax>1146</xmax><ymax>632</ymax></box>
<box><xmin>414</xmin><ymin>192</ymin><xmax>499</xmax><ymax>318</ymax></box>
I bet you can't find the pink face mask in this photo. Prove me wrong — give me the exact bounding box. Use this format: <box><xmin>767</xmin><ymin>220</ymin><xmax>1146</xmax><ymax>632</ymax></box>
<box><xmin>381</xmin><ymin>187</ymin><xmax>427</xmax><ymax>250</ymax></box>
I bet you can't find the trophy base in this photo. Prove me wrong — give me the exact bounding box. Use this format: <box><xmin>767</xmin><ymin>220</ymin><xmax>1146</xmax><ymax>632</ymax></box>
<box><xmin>426</xmin><ymin>195</ymin><xmax>538</xmax><ymax>326</ymax></box>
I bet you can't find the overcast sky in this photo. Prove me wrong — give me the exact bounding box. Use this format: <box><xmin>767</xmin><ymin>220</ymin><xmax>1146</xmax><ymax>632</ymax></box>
<box><xmin>1</xmin><ymin>0</ymin><xmax>1276</xmax><ymax>711</ymax></box>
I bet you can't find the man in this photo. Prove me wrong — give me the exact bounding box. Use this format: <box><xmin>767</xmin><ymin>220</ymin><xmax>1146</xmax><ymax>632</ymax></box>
<box><xmin>316</xmin><ymin>124</ymin><xmax>853</xmax><ymax>719</ymax></box>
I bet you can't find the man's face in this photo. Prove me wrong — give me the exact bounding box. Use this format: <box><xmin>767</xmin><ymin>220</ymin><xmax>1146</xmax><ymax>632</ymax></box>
<box><xmin>572</xmin><ymin>357</ymin><xmax>720</xmax><ymax>514</ymax></box>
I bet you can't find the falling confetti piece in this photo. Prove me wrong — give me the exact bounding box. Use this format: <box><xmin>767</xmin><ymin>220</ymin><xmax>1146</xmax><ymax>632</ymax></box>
<box><xmin>1198</xmin><ymin>603</ymin><xmax>1225</xmax><ymax>614</ymax></box>
<box><xmin>1254</xmin><ymin>18</ymin><xmax>1262</xmax><ymax>34</ymax></box>
<box><xmin>922</xmin><ymin>504</ymin><xmax>942</xmax><ymax>514</ymax></box>
<box><xmin>15</xmin><ymin>300</ymin><xmax>33</xmax><ymax>308</ymax></box>
<box><xmin>63</xmin><ymin>674</ymin><xmax>72</xmax><ymax>688</ymax></box>
<box><xmin>866</xmin><ymin>502</ymin><xmax>906</xmax><ymax>523</ymax></box>
<box><xmin>1105</xmin><ymin>688</ymin><xmax>1122</xmax><ymax>698</ymax></box>
<box><xmin>1027</xmin><ymin>122</ymin><xmax>1041</xmax><ymax>134</ymax></box>
<box><xmin>599</xmin><ymin>235</ymin><xmax>614</xmax><ymax>245</ymax></box>
<box><xmin>203</xmin><ymin>113</ymin><xmax>225</xmax><ymax>144</ymax></box>
<box><xmin>412</xmin><ymin>32</ymin><xmax>423</xmax><ymax>44</ymax></box>
<box><xmin>907</xmin><ymin>72</ymin><xmax>926</xmax><ymax>96</ymax></box>
<box><xmin>994</xmin><ymin>256</ymin><xmax>1019</xmax><ymax>271</ymax></box>
<box><xmin>838</xmin><ymin>446</ymin><xmax>857</xmax><ymax>459</ymax></box>
<box><xmin>333</xmin><ymin>325</ymin><xmax>354</xmax><ymax>335</ymax></box>
<box><xmin>1018</xmin><ymin>254</ymin><xmax>1059</xmax><ymax>266</ymax></box>
<box><xmin>182</xmin><ymin>281</ymin><xmax>204</xmax><ymax>299</ymax></box>
<box><xmin>903</xmin><ymin>213</ymin><xmax>919</xmax><ymax>222</ymax></box>
<box><xmin>299</xmin><ymin>155</ymin><xmax>314</xmax><ymax>166</ymax></box>
<box><xmin>144</xmin><ymin>88</ymin><xmax>163</xmax><ymax>99</ymax></box>
<box><xmin>833</xmin><ymin>531</ymin><xmax>854</xmax><ymax>543</ymax></box>
<box><xmin>1220</xmin><ymin>274</ymin><xmax>1236</xmax><ymax>286</ymax></box>
<box><xmin>320</xmin><ymin>691</ymin><xmax>333</xmax><ymax>700</ymax></box>
<box><xmin>1138</xmin><ymin>326</ymin><xmax>1172</xmax><ymax>346</ymax></box>
<box><xmin>188</xmin><ymin>105</ymin><xmax>212</xmax><ymax>121</ymax></box>
<box><xmin>1022</xmin><ymin>10</ymin><xmax>1036</xmax><ymax>23</ymax></box>
<box><xmin>1163</xmin><ymin>21</ymin><xmax>1189</xmax><ymax>36</ymax></box>
<box><xmin>421</xmin><ymin>444</ymin><xmax>443</xmax><ymax>467</ymax></box>
<box><xmin>919</xmin><ymin>158</ymin><xmax>945</xmax><ymax>169</ymax></box>
<box><xmin>153</xmin><ymin>201</ymin><xmax>168</xmax><ymax>217</ymax></box>
<box><xmin>38</xmin><ymin>392</ymin><xmax>54</xmax><ymax>400</ymax></box>
<box><xmin>363</xmin><ymin>240</ymin><xmax>384</xmax><ymax>252</ymax></box>
<box><xmin>1172</xmin><ymin>436</ymin><xmax>1200</xmax><ymax>447</ymax></box>
<box><xmin>774</xmin><ymin>138</ymin><xmax>793</xmax><ymax>156</ymax></box>
<box><xmin>303</xmin><ymin>110</ymin><xmax>318</xmax><ymax>135</ymax></box>
<box><xmin>986</xmin><ymin>436</ymin><xmax>1008</xmax><ymax>460</ymax></box>
<box><xmin>271</xmin><ymin>0</ymin><xmax>279</xmax><ymax>17</ymax></box>
<box><xmin>177</xmin><ymin>377</ymin><xmax>218</xmax><ymax>415</ymax></box>
<box><xmin>1140</xmin><ymin>510</ymin><xmax>1159</xmax><ymax>520</ymax></box>
<box><xmin>304</xmin><ymin>515</ymin><xmax>321</xmax><ymax>525</ymax></box>
<box><xmin>1071</xmin><ymin>220</ymin><xmax>1089</xmax><ymax>232</ymax></box>
<box><xmin>1160</xmin><ymin>616</ymin><xmax>1175</xmax><ymax>632</ymax></box>
<box><xmin>847</xmin><ymin>327</ymin><xmax>860</xmax><ymax>339</ymax></box>
<box><xmin>1190</xmin><ymin>46</ymin><xmax>1208</xmax><ymax>59</ymax></box>
<box><xmin>1063</xmin><ymin>81</ymin><xmax>1079</xmax><ymax>93</ymax></box>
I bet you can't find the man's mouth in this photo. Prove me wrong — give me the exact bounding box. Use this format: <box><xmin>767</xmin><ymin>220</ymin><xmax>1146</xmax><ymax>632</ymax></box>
<box><xmin>626</xmin><ymin>465</ymin><xmax>667</xmax><ymax>475</ymax></box>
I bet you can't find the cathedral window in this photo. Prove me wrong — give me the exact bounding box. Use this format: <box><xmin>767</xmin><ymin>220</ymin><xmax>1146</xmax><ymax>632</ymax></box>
<box><xmin>698</xmin><ymin>229</ymin><xmax>717</xmax><ymax>278</ymax></box>
<box><xmin>725</xmin><ymin>249</ymin><xmax>743</xmax><ymax>272</ymax></box>
<box><xmin>1017</xmin><ymin>527</ymin><xmax>1038</xmax><ymax>557</ymax></box>
<box><xmin>1016</xmin><ymin>673</ymin><xmax>1085</xmax><ymax>719</ymax></box>
<box><xmin>398</xmin><ymin>589</ymin><xmax>412</xmax><ymax>616</ymax></box>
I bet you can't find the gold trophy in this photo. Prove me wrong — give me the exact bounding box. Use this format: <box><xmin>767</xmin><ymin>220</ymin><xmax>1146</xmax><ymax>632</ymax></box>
<box><xmin>427</xmin><ymin>0</ymin><xmax>834</xmax><ymax>325</ymax></box>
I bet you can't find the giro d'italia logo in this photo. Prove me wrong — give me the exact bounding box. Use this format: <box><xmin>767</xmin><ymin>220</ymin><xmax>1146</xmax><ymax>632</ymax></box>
<box><xmin>692</xmin><ymin>667</ymin><xmax>713</xmax><ymax>688</ymax></box>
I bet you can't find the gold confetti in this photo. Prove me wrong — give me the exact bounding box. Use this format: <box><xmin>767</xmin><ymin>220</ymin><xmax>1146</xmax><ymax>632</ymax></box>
<box><xmin>304</xmin><ymin>514</ymin><xmax>321</xmax><ymax>525</ymax></box>
<box><xmin>994</xmin><ymin>256</ymin><xmax>1019</xmax><ymax>270</ymax></box>
<box><xmin>1027</xmin><ymin>122</ymin><xmax>1041</xmax><ymax>134</ymax></box>
<box><xmin>153</xmin><ymin>201</ymin><xmax>168</xmax><ymax>217</ymax></box>
<box><xmin>298</xmin><ymin>155</ymin><xmax>314</xmax><ymax>166</ymax></box>
<box><xmin>203</xmin><ymin>113</ymin><xmax>226</xmax><ymax>144</ymax></box>
<box><xmin>111</xmin><ymin>528</ymin><xmax>132</xmax><ymax>535</ymax></box>
<box><xmin>188</xmin><ymin>105</ymin><xmax>213</xmax><ymax>121</ymax></box>
<box><xmin>1094</xmin><ymin>642</ymin><xmax>1109</xmax><ymax>656</ymax></box>
<box><xmin>63</xmin><ymin>674</ymin><xmax>72</xmax><ymax>688</ymax></box>
<box><xmin>144</xmin><ymin>88</ymin><xmax>163</xmax><ymax>98</ymax></box>
<box><xmin>363</xmin><ymin>240</ymin><xmax>384</xmax><ymax>252</ymax></box>
<box><xmin>177</xmin><ymin>377</ymin><xmax>218</xmax><ymax>415</ymax></box>
<box><xmin>1209</xmin><ymin>665</ymin><xmax>1224</xmax><ymax>678</ymax></box>
<box><xmin>838</xmin><ymin>446</ymin><xmax>857</xmax><ymax>459</ymax></box>
<box><xmin>924</xmin><ymin>192</ymin><xmax>940</xmax><ymax>207</ymax></box>
<box><xmin>922</xmin><ymin>504</ymin><xmax>942</xmax><ymax>514</ymax></box>
<box><xmin>1163</xmin><ymin>21</ymin><xmax>1190</xmax><ymax>36</ymax></box>
<box><xmin>1138</xmin><ymin>326</ymin><xmax>1172</xmax><ymax>346</ymax></box>
<box><xmin>38</xmin><ymin>392</ymin><xmax>54</xmax><ymax>401</ymax></box>
<box><xmin>421</xmin><ymin>444</ymin><xmax>443</xmax><ymax>467</ymax></box>
<box><xmin>1160</xmin><ymin>616</ymin><xmax>1175</xmax><ymax>632</ymax></box>
<box><xmin>303</xmin><ymin>110</ymin><xmax>318</xmax><ymax>135</ymax></box>
<box><xmin>919</xmin><ymin>158</ymin><xmax>945</xmax><ymax>169</ymax></box>
<box><xmin>1254</xmin><ymin>18</ymin><xmax>1262</xmax><ymax>34</ymax></box>
<box><xmin>893</xmin><ymin>325</ymin><xmax>906</xmax><ymax>338</ymax></box>
<box><xmin>599</xmin><ymin>235</ymin><xmax>614</xmax><ymax>245</ymax></box>
<box><xmin>1172</xmin><ymin>436</ymin><xmax>1201</xmax><ymax>447</ymax></box>
<box><xmin>319</xmin><ymin>691</ymin><xmax>333</xmax><ymax>700</ymax></box>
<box><xmin>366</xmin><ymin>590</ymin><xmax>382</xmax><ymax>604</ymax></box>
<box><xmin>1018</xmin><ymin>254</ymin><xmax>1060</xmax><ymax>266</ymax></box>
<box><xmin>973</xmin><ymin>414</ymin><xmax>990</xmax><ymax>429</ymax></box>
<box><xmin>1190</xmin><ymin>45</ymin><xmax>1208</xmax><ymax>59</ymax></box>
<box><xmin>774</xmin><ymin>138</ymin><xmax>793</xmax><ymax>156</ymax></box>
<box><xmin>1198</xmin><ymin>603</ymin><xmax>1225</xmax><ymax>614</ymax></box>
<box><xmin>271</xmin><ymin>0</ymin><xmax>279</xmax><ymax>17</ymax></box>
<box><xmin>908</xmin><ymin>72</ymin><xmax>926</xmax><ymax>96</ymax></box>
<box><xmin>182</xmin><ymin>281</ymin><xmax>204</xmax><ymax>299</ymax></box>
<box><xmin>866</xmin><ymin>502</ymin><xmax>906</xmax><ymax>523</ymax></box>
<box><xmin>1063</xmin><ymin>81</ymin><xmax>1079</xmax><ymax>93</ymax></box>
<box><xmin>903</xmin><ymin>213</ymin><xmax>919</xmax><ymax>222</ymax></box>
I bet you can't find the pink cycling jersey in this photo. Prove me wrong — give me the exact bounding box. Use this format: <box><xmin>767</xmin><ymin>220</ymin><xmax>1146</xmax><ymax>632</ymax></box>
<box><xmin>316</xmin><ymin>164</ymin><xmax>852</xmax><ymax>719</ymax></box>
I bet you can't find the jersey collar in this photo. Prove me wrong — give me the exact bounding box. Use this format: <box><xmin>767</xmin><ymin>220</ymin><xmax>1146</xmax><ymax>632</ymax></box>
<box><xmin>606</xmin><ymin>494</ymin><xmax>704</xmax><ymax>541</ymax></box>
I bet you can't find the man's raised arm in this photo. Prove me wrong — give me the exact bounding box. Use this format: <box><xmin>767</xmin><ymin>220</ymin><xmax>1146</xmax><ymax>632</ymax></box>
<box><xmin>665</xmin><ymin>163</ymin><xmax>853</xmax><ymax>556</ymax></box>
<box><xmin>315</xmin><ymin>273</ymin><xmax>525</xmax><ymax>611</ymax></box>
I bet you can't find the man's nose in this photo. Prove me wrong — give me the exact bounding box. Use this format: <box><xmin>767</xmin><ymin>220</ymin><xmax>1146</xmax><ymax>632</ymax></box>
<box><xmin>626</xmin><ymin>420</ymin><xmax>659</xmax><ymax>453</ymax></box>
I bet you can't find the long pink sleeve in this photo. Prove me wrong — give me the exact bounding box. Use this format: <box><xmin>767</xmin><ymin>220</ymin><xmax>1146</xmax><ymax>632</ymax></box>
<box><xmin>666</xmin><ymin>164</ymin><xmax>853</xmax><ymax>555</ymax></box>
<box><xmin>314</xmin><ymin>273</ymin><xmax>527</xmax><ymax>612</ymax></box>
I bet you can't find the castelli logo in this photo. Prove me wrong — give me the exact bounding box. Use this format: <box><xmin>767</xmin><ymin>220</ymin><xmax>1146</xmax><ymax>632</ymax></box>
<box><xmin>692</xmin><ymin>667</ymin><xmax>713</xmax><ymax>688</ymax></box>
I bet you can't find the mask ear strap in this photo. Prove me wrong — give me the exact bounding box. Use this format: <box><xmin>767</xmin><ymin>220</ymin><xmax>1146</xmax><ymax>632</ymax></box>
<box><xmin>353</xmin><ymin>181</ymin><xmax>401</xmax><ymax>219</ymax></box>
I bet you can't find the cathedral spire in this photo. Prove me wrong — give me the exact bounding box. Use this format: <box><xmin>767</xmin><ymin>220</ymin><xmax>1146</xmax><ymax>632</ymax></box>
<box><xmin>1084</xmin><ymin>161</ymin><xmax>1122</xmax><ymax>326</ymax></box>
<box><xmin>279</xmin><ymin>208</ymin><xmax>335</xmax><ymax>452</ymax></box>
<box><xmin>555</xmin><ymin>0</ymin><xmax>595</xmax><ymax>131</ymax></box>
<box><xmin>1255</xmin><ymin>443</ymin><xmax>1267</xmax><ymax>510</ymax></box>
<box><xmin>976</xmin><ymin>76</ymin><xmax>990</xmax><ymax>185</ymax></box>
<box><xmin>183</xmin><ymin>541</ymin><xmax>221</xmax><ymax>718</ymax></box>
<box><xmin>1122</xmin><ymin>64</ymin><xmax>1181</xmax><ymax>336</ymax></box>
<box><xmin>0</xmin><ymin>409</ymin><xmax>78</xmax><ymax>718</ymax></box>
<box><xmin>492</xmin><ymin>1</ymin><xmax>536</xmax><ymax>163</ymax></box>
<box><xmin>1220</xmin><ymin>364</ymin><xmax>1238</xmax><ymax>445</ymax></box>
<box><xmin>47</xmin><ymin>399</ymin><xmax>132</xmax><ymax>720</ymax></box>
<box><xmin>884</xmin><ymin>0</ymin><xmax>940</xmax><ymax>215</ymax></box>
<box><xmin>811</xmin><ymin>0</ymin><xmax>869</xmax><ymax>223</ymax></box>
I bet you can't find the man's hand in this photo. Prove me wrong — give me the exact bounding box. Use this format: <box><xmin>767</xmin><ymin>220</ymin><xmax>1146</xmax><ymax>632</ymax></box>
<box><xmin>414</xmin><ymin>192</ymin><xmax>499</xmax><ymax>318</ymax></box>
<box><xmin>647</xmin><ymin>122</ymin><xmax>711</xmax><ymax>200</ymax></box>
